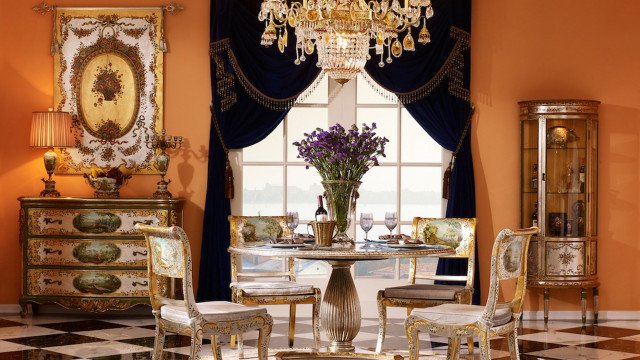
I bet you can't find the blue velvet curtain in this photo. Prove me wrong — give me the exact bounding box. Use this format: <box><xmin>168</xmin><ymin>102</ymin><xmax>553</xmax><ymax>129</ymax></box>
<box><xmin>364</xmin><ymin>0</ymin><xmax>478</xmax><ymax>304</ymax></box>
<box><xmin>200</xmin><ymin>0</ymin><xmax>476</xmax><ymax>303</ymax></box>
<box><xmin>198</xmin><ymin>0</ymin><xmax>320</xmax><ymax>301</ymax></box>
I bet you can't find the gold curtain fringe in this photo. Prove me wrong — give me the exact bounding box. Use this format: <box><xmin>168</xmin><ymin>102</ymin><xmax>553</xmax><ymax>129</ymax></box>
<box><xmin>360</xmin><ymin>72</ymin><xmax>399</xmax><ymax>103</ymax></box>
<box><xmin>295</xmin><ymin>72</ymin><xmax>325</xmax><ymax>104</ymax></box>
<box><xmin>210</xmin><ymin>105</ymin><xmax>234</xmax><ymax>199</ymax></box>
<box><xmin>210</xmin><ymin>38</ymin><xmax>314</xmax><ymax>112</ymax></box>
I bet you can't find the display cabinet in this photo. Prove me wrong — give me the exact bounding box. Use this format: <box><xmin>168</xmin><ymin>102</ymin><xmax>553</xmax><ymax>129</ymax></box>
<box><xmin>519</xmin><ymin>100</ymin><xmax>599</xmax><ymax>325</ymax></box>
<box><xmin>18</xmin><ymin>197</ymin><xmax>183</xmax><ymax>316</ymax></box>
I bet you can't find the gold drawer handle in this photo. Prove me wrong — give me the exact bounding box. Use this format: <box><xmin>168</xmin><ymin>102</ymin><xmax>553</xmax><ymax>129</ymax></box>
<box><xmin>132</xmin><ymin>250</ymin><xmax>148</xmax><ymax>256</ymax></box>
<box><xmin>43</xmin><ymin>218</ymin><xmax>63</xmax><ymax>225</ymax></box>
<box><xmin>43</xmin><ymin>248</ymin><xmax>62</xmax><ymax>256</ymax></box>
<box><xmin>132</xmin><ymin>281</ymin><xmax>149</xmax><ymax>287</ymax></box>
<box><xmin>43</xmin><ymin>279</ymin><xmax>62</xmax><ymax>286</ymax></box>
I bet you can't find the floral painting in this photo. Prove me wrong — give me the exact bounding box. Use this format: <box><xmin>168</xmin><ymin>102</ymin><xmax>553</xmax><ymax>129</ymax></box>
<box><xmin>53</xmin><ymin>8</ymin><xmax>165</xmax><ymax>174</ymax></box>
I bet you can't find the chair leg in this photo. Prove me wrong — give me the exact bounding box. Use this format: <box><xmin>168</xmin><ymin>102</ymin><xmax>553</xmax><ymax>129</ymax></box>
<box><xmin>467</xmin><ymin>336</ymin><xmax>474</xmax><ymax>355</ymax></box>
<box><xmin>312</xmin><ymin>289</ymin><xmax>321</xmax><ymax>350</ymax></box>
<box><xmin>446</xmin><ymin>337</ymin><xmax>460</xmax><ymax>360</ymax></box>
<box><xmin>288</xmin><ymin>303</ymin><xmax>297</xmax><ymax>348</ymax></box>
<box><xmin>257</xmin><ymin>315</ymin><xmax>273</xmax><ymax>360</ymax></box>
<box><xmin>152</xmin><ymin>322</ymin><xmax>165</xmax><ymax>360</ymax></box>
<box><xmin>189</xmin><ymin>327</ymin><xmax>203</xmax><ymax>360</ymax></box>
<box><xmin>507</xmin><ymin>329</ymin><xmax>519</xmax><ymax>360</ymax></box>
<box><xmin>237</xmin><ymin>333</ymin><xmax>244</xmax><ymax>358</ymax></box>
<box><xmin>375</xmin><ymin>291</ymin><xmax>387</xmax><ymax>353</ymax></box>
<box><xmin>405</xmin><ymin>317</ymin><xmax>420</xmax><ymax>360</ymax></box>
<box><xmin>479</xmin><ymin>332</ymin><xmax>490</xmax><ymax>360</ymax></box>
<box><xmin>211</xmin><ymin>335</ymin><xmax>222</xmax><ymax>360</ymax></box>
<box><xmin>406</xmin><ymin>307</ymin><xmax>413</xmax><ymax>316</ymax></box>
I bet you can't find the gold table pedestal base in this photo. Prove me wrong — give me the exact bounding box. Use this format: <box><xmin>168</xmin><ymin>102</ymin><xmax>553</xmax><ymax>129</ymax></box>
<box><xmin>322</xmin><ymin>260</ymin><xmax>361</xmax><ymax>353</ymax></box>
<box><xmin>275</xmin><ymin>351</ymin><xmax>403</xmax><ymax>360</ymax></box>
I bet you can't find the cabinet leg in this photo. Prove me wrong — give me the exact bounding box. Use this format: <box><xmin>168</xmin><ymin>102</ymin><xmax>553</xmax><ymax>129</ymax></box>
<box><xmin>593</xmin><ymin>287</ymin><xmax>599</xmax><ymax>324</ymax></box>
<box><xmin>581</xmin><ymin>288</ymin><xmax>587</xmax><ymax>325</ymax></box>
<box><xmin>19</xmin><ymin>298</ymin><xmax>28</xmax><ymax>318</ymax></box>
<box><xmin>31</xmin><ymin>303</ymin><xmax>40</xmax><ymax>316</ymax></box>
<box><xmin>543</xmin><ymin>288</ymin><xmax>550</xmax><ymax>324</ymax></box>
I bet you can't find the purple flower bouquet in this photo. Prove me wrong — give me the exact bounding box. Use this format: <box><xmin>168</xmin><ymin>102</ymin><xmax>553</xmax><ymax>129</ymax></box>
<box><xmin>293</xmin><ymin>123</ymin><xmax>388</xmax><ymax>241</ymax></box>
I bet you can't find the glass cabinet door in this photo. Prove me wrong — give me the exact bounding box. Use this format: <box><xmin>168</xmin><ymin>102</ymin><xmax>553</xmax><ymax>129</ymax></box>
<box><xmin>543</xmin><ymin>117</ymin><xmax>589</xmax><ymax>238</ymax></box>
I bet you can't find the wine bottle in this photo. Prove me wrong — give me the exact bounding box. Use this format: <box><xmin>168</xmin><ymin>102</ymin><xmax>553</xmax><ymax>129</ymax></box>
<box><xmin>531</xmin><ymin>163</ymin><xmax>538</xmax><ymax>191</ymax></box>
<box><xmin>531</xmin><ymin>202</ymin><xmax>538</xmax><ymax>228</ymax></box>
<box><xmin>315</xmin><ymin>195</ymin><xmax>328</xmax><ymax>221</ymax></box>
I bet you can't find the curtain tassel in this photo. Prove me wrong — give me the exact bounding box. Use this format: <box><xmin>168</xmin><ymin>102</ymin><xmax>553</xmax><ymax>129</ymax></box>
<box><xmin>224</xmin><ymin>155</ymin><xmax>234</xmax><ymax>199</ymax></box>
<box><xmin>443</xmin><ymin>158</ymin><xmax>453</xmax><ymax>200</ymax></box>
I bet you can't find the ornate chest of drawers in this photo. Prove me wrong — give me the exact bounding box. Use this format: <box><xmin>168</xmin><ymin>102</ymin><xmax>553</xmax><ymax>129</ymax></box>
<box><xmin>18</xmin><ymin>197</ymin><xmax>183</xmax><ymax>316</ymax></box>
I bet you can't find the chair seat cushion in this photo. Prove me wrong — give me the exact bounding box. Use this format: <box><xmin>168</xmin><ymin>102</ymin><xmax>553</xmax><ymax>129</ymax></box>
<box><xmin>161</xmin><ymin>301</ymin><xmax>266</xmax><ymax>324</ymax></box>
<box><xmin>384</xmin><ymin>284</ymin><xmax>467</xmax><ymax>300</ymax></box>
<box><xmin>410</xmin><ymin>303</ymin><xmax>513</xmax><ymax>327</ymax></box>
<box><xmin>233</xmin><ymin>281</ymin><xmax>315</xmax><ymax>296</ymax></box>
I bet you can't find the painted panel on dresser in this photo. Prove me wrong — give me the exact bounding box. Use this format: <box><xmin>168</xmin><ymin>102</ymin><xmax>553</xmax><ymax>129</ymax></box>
<box><xmin>546</xmin><ymin>241</ymin><xmax>585</xmax><ymax>276</ymax></box>
<box><xmin>27</xmin><ymin>269</ymin><xmax>149</xmax><ymax>297</ymax></box>
<box><xmin>27</xmin><ymin>238</ymin><xmax>147</xmax><ymax>266</ymax></box>
<box><xmin>27</xmin><ymin>208</ymin><xmax>169</xmax><ymax>236</ymax></box>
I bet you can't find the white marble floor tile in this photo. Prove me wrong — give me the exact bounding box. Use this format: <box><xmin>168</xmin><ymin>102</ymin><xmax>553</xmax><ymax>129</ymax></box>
<box><xmin>518</xmin><ymin>330</ymin><xmax>610</xmax><ymax>345</ymax></box>
<box><xmin>0</xmin><ymin>315</ymin><xmax>90</xmax><ymax>326</ymax></box>
<box><xmin>599</xmin><ymin>321</ymin><xmax>640</xmax><ymax>330</ymax></box>
<box><xmin>102</xmin><ymin>316</ymin><xmax>157</xmax><ymax>327</ymax></box>
<box><xmin>520</xmin><ymin>319</ymin><xmax>588</xmax><ymax>331</ymax></box>
<box><xmin>0</xmin><ymin>340</ymin><xmax>36</xmax><ymax>353</ymax></box>
<box><xmin>73</xmin><ymin>326</ymin><xmax>157</xmax><ymax>340</ymax></box>
<box><xmin>528</xmin><ymin>346</ymin><xmax>639</xmax><ymax>360</ymax></box>
<box><xmin>45</xmin><ymin>340</ymin><xmax>152</xmax><ymax>357</ymax></box>
<box><xmin>0</xmin><ymin>325</ymin><xmax>65</xmax><ymax>340</ymax></box>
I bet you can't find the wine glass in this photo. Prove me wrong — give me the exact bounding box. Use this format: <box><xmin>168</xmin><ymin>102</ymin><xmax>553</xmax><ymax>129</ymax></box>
<box><xmin>286</xmin><ymin>211</ymin><xmax>299</xmax><ymax>242</ymax></box>
<box><xmin>360</xmin><ymin>213</ymin><xmax>374</xmax><ymax>241</ymax></box>
<box><xmin>384</xmin><ymin>211</ymin><xmax>398</xmax><ymax>235</ymax></box>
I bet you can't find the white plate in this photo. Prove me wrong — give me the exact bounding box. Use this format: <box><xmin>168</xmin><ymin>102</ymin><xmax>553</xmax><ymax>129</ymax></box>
<box><xmin>385</xmin><ymin>243</ymin><xmax>429</xmax><ymax>249</ymax></box>
<box><xmin>269</xmin><ymin>243</ymin><xmax>309</xmax><ymax>248</ymax></box>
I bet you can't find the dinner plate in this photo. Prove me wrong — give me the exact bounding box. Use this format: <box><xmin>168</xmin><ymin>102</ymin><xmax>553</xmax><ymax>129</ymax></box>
<box><xmin>384</xmin><ymin>243</ymin><xmax>430</xmax><ymax>249</ymax></box>
<box><xmin>269</xmin><ymin>243</ymin><xmax>309</xmax><ymax>248</ymax></box>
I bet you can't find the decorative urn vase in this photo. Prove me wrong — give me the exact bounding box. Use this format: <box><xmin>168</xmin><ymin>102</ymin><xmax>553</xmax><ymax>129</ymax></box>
<box><xmin>321</xmin><ymin>180</ymin><xmax>360</xmax><ymax>242</ymax></box>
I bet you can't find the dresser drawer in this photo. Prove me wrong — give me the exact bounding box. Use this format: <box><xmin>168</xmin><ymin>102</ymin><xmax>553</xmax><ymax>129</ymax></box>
<box><xmin>27</xmin><ymin>208</ymin><xmax>169</xmax><ymax>237</ymax></box>
<box><xmin>26</xmin><ymin>269</ymin><xmax>149</xmax><ymax>297</ymax></box>
<box><xmin>27</xmin><ymin>238</ymin><xmax>148</xmax><ymax>267</ymax></box>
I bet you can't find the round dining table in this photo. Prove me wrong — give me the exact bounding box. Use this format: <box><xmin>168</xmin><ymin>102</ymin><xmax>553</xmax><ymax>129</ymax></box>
<box><xmin>228</xmin><ymin>242</ymin><xmax>454</xmax><ymax>357</ymax></box>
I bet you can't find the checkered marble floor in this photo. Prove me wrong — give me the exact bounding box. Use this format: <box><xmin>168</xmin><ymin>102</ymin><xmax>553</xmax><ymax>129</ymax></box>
<box><xmin>1</xmin><ymin>314</ymin><xmax>640</xmax><ymax>359</ymax></box>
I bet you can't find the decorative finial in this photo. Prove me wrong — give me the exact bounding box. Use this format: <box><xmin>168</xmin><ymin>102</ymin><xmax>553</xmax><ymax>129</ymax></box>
<box><xmin>162</xmin><ymin>2</ymin><xmax>184</xmax><ymax>14</ymax></box>
<box><xmin>33</xmin><ymin>1</ymin><xmax>54</xmax><ymax>15</ymax></box>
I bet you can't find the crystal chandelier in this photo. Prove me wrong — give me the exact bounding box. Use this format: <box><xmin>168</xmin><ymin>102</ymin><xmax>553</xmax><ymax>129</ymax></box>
<box><xmin>258</xmin><ymin>0</ymin><xmax>435</xmax><ymax>83</ymax></box>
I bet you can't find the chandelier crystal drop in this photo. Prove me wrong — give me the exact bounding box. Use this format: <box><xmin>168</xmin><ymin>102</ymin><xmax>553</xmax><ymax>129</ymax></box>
<box><xmin>259</xmin><ymin>0</ymin><xmax>435</xmax><ymax>83</ymax></box>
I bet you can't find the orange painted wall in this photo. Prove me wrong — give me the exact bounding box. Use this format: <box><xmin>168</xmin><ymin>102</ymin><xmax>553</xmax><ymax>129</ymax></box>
<box><xmin>0</xmin><ymin>0</ymin><xmax>211</xmax><ymax>303</ymax></box>
<box><xmin>471</xmin><ymin>0</ymin><xmax>640</xmax><ymax>312</ymax></box>
<box><xmin>1</xmin><ymin>0</ymin><xmax>640</xmax><ymax>315</ymax></box>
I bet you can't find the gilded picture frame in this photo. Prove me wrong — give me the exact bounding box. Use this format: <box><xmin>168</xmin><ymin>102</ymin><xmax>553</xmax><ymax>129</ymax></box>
<box><xmin>53</xmin><ymin>7</ymin><xmax>164</xmax><ymax>174</ymax></box>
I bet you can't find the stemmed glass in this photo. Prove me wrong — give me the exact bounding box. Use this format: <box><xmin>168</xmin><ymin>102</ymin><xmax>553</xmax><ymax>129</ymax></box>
<box><xmin>360</xmin><ymin>213</ymin><xmax>374</xmax><ymax>241</ymax></box>
<box><xmin>286</xmin><ymin>211</ymin><xmax>299</xmax><ymax>242</ymax></box>
<box><xmin>384</xmin><ymin>211</ymin><xmax>398</xmax><ymax>235</ymax></box>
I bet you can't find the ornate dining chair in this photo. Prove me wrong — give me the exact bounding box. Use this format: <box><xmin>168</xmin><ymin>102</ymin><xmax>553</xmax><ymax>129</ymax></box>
<box><xmin>228</xmin><ymin>215</ymin><xmax>321</xmax><ymax>351</ymax></box>
<box><xmin>405</xmin><ymin>227</ymin><xmax>539</xmax><ymax>360</ymax></box>
<box><xmin>137</xmin><ymin>224</ymin><xmax>273</xmax><ymax>360</ymax></box>
<box><xmin>375</xmin><ymin>218</ymin><xmax>477</xmax><ymax>354</ymax></box>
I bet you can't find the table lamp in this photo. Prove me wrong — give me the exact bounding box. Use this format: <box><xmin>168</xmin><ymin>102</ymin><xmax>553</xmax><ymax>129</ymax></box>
<box><xmin>30</xmin><ymin>110</ymin><xmax>74</xmax><ymax>197</ymax></box>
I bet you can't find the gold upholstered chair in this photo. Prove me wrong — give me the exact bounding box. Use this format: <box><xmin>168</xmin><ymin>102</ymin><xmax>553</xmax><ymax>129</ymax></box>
<box><xmin>137</xmin><ymin>224</ymin><xmax>273</xmax><ymax>360</ymax></box>
<box><xmin>376</xmin><ymin>217</ymin><xmax>477</xmax><ymax>354</ymax></box>
<box><xmin>405</xmin><ymin>227</ymin><xmax>539</xmax><ymax>360</ymax></box>
<box><xmin>229</xmin><ymin>215</ymin><xmax>321</xmax><ymax>351</ymax></box>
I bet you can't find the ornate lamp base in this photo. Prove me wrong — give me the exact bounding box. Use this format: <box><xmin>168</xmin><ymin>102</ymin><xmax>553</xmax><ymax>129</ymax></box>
<box><xmin>152</xmin><ymin>180</ymin><xmax>172</xmax><ymax>199</ymax></box>
<box><xmin>40</xmin><ymin>179</ymin><xmax>60</xmax><ymax>197</ymax></box>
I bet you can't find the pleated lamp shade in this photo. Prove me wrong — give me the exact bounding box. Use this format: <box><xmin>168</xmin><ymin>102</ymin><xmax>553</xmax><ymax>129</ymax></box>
<box><xmin>30</xmin><ymin>111</ymin><xmax>74</xmax><ymax>148</ymax></box>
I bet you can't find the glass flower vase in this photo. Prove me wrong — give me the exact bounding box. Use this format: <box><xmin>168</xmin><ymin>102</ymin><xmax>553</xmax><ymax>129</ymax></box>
<box><xmin>321</xmin><ymin>180</ymin><xmax>361</xmax><ymax>243</ymax></box>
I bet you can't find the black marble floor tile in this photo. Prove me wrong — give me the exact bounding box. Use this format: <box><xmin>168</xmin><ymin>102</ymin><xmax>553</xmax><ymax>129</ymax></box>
<box><xmin>0</xmin><ymin>320</ymin><xmax>26</xmax><ymax>329</ymax></box>
<box><xmin>119</xmin><ymin>334</ymin><xmax>210</xmax><ymax>349</ymax></box>
<box><xmin>562</xmin><ymin>325</ymin><xmax>640</xmax><ymax>338</ymax></box>
<box><xmin>0</xmin><ymin>348</ymin><xmax>76</xmax><ymax>359</ymax></box>
<box><xmin>4</xmin><ymin>333</ymin><xmax>104</xmax><ymax>348</ymax></box>
<box><xmin>583</xmin><ymin>338</ymin><xmax>640</xmax><ymax>354</ymax></box>
<box><xmin>39</xmin><ymin>320</ymin><xmax>127</xmax><ymax>332</ymax></box>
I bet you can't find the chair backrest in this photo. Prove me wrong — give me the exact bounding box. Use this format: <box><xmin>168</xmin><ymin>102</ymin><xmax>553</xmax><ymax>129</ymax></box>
<box><xmin>409</xmin><ymin>218</ymin><xmax>477</xmax><ymax>287</ymax></box>
<box><xmin>481</xmin><ymin>227</ymin><xmax>539</xmax><ymax>325</ymax></box>
<box><xmin>136</xmin><ymin>224</ymin><xmax>200</xmax><ymax>320</ymax></box>
<box><xmin>228</xmin><ymin>215</ymin><xmax>295</xmax><ymax>283</ymax></box>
